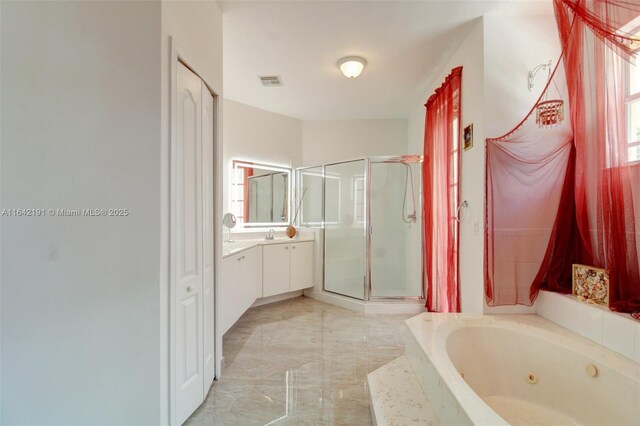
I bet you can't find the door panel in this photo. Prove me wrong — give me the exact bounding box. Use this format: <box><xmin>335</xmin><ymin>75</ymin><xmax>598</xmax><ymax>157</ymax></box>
<box><xmin>175</xmin><ymin>62</ymin><xmax>204</xmax><ymax>425</ymax></box>
<box><xmin>323</xmin><ymin>160</ymin><xmax>366</xmax><ymax>299</ymax></box>
<box><xmin>262</xmin><ymin>245</ymin><xmax>290</xmax><ymax>297</ymax></box>
<box><xmin>241</xmin><ymin>247</ymin><xmax>262</xmax><ymax>301</ymax></box>
<box><xmin>290</xmin><ymin>242</ymin><xmax>313</xmax><ymax>291</ymax></box>
<box><xmin>181</xmin><ymin>295</ymin><xmax>200</xmax><ymax>380</ymax></box>
<box><xmin>201</xmin><ymin>82</ymin><xmax>215</xmax><ymax>391</ymax></box>
<box><xmin>369</xmin><ymin>161</ymin><xmax>423</xmax><ymax>298</ymax></box>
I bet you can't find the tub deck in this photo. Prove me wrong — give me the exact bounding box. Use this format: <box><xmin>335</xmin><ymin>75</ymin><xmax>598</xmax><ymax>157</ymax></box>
<box><xmin>367</xmin><ymin>355</ymin><xmax>439</xmax><ymax>425</ymax></box>
<box><xmin>368</xmin><ymin>313</ymin><xmax>640</xmax><ymax>426</ymax></box>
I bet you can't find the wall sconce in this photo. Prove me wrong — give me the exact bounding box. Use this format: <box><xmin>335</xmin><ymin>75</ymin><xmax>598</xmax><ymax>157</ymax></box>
<box><xmin>528</xmin><ymin>60</ymin><xmax>565</xmax><ymax>128</ymax></box>
<box><xmin>528</xmin><ymin>60</ymin><xmax>552</xmax><ymax>92</ymax></box>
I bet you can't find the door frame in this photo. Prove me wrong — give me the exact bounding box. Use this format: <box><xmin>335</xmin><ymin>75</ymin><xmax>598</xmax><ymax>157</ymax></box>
<box><xmin>167</xmin><ymin>37</ymin><xmax>221</xmax><ymax>426</ymax></box>
<box><xmin>366</xmin><ymin>155</ymin><xmax>425</xmax><ymax>301</ymax></box>
<box><xmin>321</xmin><ymin>158</ymin><xmax>368</xmax><ymax>301</ymax></box>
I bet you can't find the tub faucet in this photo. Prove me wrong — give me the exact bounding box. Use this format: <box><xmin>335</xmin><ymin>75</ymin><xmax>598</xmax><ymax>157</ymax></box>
<box><xmin>265</xmin><ymin>229</ymin><xmax>275</xmax><ymax>240</ymax></box>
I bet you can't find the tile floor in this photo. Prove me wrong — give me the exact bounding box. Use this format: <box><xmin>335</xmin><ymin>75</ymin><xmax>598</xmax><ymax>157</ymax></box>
<box><xmin>185</xmin><ymin>296</ymin><xmax>414</xmax><ymax>425</ymax></box>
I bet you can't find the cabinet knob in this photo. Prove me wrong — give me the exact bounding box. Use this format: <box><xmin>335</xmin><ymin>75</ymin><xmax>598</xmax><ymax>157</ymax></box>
<box><xmin>186</xmin><ymin>286</ymin><xmax>192</xmax><ymax>293</ymax></box>
<box><xmin>292</xmin><ymin>246</ymin><xmax>296</xmax><ymax>250</ymax></box>
<box><xmin>285</xmin><ymin>246</ymin><xmax>288</xmax><ymax>250</ymax></box>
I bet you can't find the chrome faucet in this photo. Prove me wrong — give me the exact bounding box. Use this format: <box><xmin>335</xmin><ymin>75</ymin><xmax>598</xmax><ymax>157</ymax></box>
<box><xmin>265</xmin><ymin>229</ymin><xmax>275</xmax><ymax>240</ymax></box>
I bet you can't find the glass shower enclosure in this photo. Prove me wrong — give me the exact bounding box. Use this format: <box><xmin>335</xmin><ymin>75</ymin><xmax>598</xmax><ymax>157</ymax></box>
<box><xmin>299</xmin><ymin>156</ymin><xmax>423</xmax><ymax>301</ymax></box>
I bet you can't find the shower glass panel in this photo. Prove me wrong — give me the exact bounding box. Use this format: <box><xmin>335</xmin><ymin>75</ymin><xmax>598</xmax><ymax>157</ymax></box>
<box><xmin>297</xmin><ymin>166</ymin><xmax>324</xmax><ymax>227</ymax></box>
<box><xmin>324</xmin><ymin>160</ymin><xmax>366</xmax><ymax>300</ymax></box>
<box><xmin>369</xmin><ymin>159</ymin><xmax>423</xmax><ymax>298</ymax></box>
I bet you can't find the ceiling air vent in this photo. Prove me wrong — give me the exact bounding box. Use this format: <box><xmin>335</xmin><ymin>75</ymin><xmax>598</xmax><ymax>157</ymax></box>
<box><xmin>259</xmin><ymin>75</ymin><xmax>282</xmax><ymax>87</ymax></box>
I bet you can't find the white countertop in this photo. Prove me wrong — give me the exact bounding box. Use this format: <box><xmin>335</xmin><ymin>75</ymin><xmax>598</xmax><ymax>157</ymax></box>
<box><xmin>222</xmin><ymin>236</ymin><xmax>314</xmax><ymax>258</ymax></box>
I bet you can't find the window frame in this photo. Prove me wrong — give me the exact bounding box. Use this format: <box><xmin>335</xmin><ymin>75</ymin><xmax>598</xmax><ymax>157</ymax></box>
<box><xmin>623</xmin><ymin>25</ymin><xmax>640</xmax><ymax>164</ymax></box>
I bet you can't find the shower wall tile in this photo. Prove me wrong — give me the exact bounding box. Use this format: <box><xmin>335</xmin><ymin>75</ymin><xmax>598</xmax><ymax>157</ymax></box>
<box><xmin>537</xmin><ymin>290</ymin><xmax>640</xmax><ymax>362</ymax></box>
<box><xmin>602</xmin><ymin>313</ymin><xmax>638</xmax><ymax>361</ymax></box>
<box><xmin>537</xmin><ymin>291</ymin><xmax>603</xmax><ymax>344</ymax></box>
<box><xmin>634</xmin><ymin>325</ymin><xmax>640</xmax><ymax>363</ymax></box>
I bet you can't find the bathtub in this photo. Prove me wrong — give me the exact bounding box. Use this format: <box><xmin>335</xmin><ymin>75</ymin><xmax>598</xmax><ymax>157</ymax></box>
<box><xmin>403</xmin><ymin>313</ymin><xmax>640</xmax><ymax>425</ymax></box>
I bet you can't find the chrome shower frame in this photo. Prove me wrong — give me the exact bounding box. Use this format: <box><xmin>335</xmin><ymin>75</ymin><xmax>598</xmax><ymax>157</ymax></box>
<box><xmin>367</xmin><ymin>155</ymin><xmax>424</xmax><ymax>301</ymax></box>
<box><xmin>319</xmin><ymin>158</ymin><xmax>369</xmax><ymax>301</ymax></box>
<box><xmin>296</xmin><ymin>156</ymin><xmax>424</xmax><ymax>302</ymax></box>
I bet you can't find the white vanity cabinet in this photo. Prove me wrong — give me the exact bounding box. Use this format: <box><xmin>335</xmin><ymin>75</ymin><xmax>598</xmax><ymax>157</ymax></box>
<box><xmin>263</xmin><ymin>241</ymin><xmax>314</xmax><ymax>297</ymax></box>
<box><xmin>221</xmin><ymin>246</ymin><xmax>262</xmax><ymax>334</ymax></box>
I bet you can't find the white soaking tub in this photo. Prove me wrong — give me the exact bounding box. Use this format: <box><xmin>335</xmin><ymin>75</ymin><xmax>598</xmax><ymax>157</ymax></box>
<box><xmin>403</xmin><ymin>314</ymin><xmax>640</xmax><ymax>425</ymax></box>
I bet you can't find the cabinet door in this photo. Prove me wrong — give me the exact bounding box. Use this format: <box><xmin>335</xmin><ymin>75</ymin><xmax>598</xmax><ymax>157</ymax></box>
<box><xmin>289</xmin><ymin>242</ymin><xmax>314</xmax><ymax>291</ymax></box>
<box><xmin>262</xmin><ymin>244</ymin><xmax>290</xmax><ymax>297</ymax></box>
<box><xmin>241</xmin><ymin>246</ymin><xmax>263</xmax><ymax>301</ymax></box>
<box><xmin>220</xmin><ymin>254</ymin><xmax>239</xmax><ymax>335</ymax></box>
<box><xmin>238</xmin><ymin>248</ymin><xmax>260</xmax><ymax>311</ymax></box>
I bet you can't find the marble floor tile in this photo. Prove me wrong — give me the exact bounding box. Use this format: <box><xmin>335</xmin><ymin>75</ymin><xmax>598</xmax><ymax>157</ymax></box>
<box><xmin>185</xmin><ymin>296</ymin><xmax>414</xmax><ymax>426</ymax></box>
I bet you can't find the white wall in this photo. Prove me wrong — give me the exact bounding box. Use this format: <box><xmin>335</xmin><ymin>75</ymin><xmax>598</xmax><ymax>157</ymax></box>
<box><xmin>0</xmin><ymin>1</ymin><xmax>224</xmax><ymax>423</ymax></box>
<box><xmin>302</xmin><ymin>119</ymin><xmax>408</xmax><ymax>166</ymax></box>
<box><xmin>406</xmin><ymin>13</ymin><xmax>560</xmax><ymax>314</ymax></box>
<box><xmin>482</xmin><ymin>14</ymin><xmax>561</xmax><ymax>313</ymax></box>
<box><xmin>223</xmin><ymin>99</ymin><xmax>303</xmax><ymax>213</ymax></box>
<box><xmin>0</xmin><ymin>1</ymin><xmax>3</xmax><ymax>423</ymax></box>
<box><xmin>483</xmin><ymin>15</ymin><xmax>561</xmax><ymax>138</ymax></box>
<box><xmin>160</xmin><ymin>1</ymin><xmax>224</xmax><ymax>423</ymax></box>
<box><xmin>407</xmin><ymin>106</ymin><xmax>425</xmax><ymax>155</ymax></box>
<box><xmin>1</xmin><ymin>2</ymin><xmax>162</xmax><ymax>424</ymax></box>
<box><xmin>407</xmin><ymin>18</ymin><xmax>485</xmax><ymax>314</ymax></box>
<box><xmin>0</xmin><ymin>3</ymin><xmax>3</xmax><ymax>420</ymax></box>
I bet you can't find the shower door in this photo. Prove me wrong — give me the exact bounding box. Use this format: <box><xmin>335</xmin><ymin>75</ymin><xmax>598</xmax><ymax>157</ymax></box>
<box><xmin>368</xmin><ymin>157</ymin><xmax>424</xmax><ymax>299</ymax></box>
<box><xmin>323</xmin><ymin>160</ymin><xmax>366</xmax><ymax>300</ymax></box>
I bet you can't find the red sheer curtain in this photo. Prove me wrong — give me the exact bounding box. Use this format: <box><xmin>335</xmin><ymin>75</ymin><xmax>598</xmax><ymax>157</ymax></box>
<box><xmin>485</xmin><ymin>0</ymin><xmax>640</xmax><ymax>312</ymax></box>
<box><xmin>423</xmin><ymin>66</ymin><xmax>462</xmax><ymax>312</ymax></box>
<box><xmin>485</xmin><ymin>59</ymin><xmax>576</xmax><ymax>306</ymax></box>
<box><xmin>554</xmin><ymin>0</ymin><xmax>640</xmax><ymax>312</ymax></box>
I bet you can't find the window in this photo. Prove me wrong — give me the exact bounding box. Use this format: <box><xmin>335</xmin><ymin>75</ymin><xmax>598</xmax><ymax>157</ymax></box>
<box><xmin>450</xmin><ymin>90</ymin><xmax>460</xmax><ymax>226</ymax></box>
<box><xmin>625</xmin><ymin>30</ymin><xmax>640</xmax><ymax>163</ymax></box>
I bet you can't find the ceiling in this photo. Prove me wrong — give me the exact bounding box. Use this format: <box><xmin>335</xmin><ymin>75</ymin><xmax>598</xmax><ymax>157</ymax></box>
<box><xmin>221</xmin><ymin>0</ymin><xmax>554</xmax><ymax>120</ymax></box>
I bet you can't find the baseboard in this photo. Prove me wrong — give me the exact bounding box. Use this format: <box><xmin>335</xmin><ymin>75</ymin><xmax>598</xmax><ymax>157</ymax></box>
<box><xmin>364</xmin><ymin>301</ymin><xmax>426</xmax><ymax>315</ymax></box>
<box><xmin>251</xmin><ymin>290</ymin><xmax>304</xmax><ymax>307</ymax></box>
<box><xmin>304</xmin><ymin>290</ymin><xmax>365</xmax><ymax>313</ymax></box>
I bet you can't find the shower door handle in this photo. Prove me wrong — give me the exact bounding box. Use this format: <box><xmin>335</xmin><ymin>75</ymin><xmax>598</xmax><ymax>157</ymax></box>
<box><xmin>456</xmin><ymin>200</ymin><xmax>469</xmax><ymax>223</ymax></box>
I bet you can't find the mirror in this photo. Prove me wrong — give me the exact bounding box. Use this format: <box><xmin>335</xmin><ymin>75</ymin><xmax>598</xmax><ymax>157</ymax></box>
<box><xmin>223</xmin><ymin>212</ymin><xmax>236</xmax><ymax>243</ymax></box>
<box><xmin>223</xmin><ymin>212</ymin><xmax>237</xmax><ymax>229</ymax></box>
<box><xmin>231</xmin><ymin>160</ymin><xmax>290</xmax><ymax>226</ymax></box>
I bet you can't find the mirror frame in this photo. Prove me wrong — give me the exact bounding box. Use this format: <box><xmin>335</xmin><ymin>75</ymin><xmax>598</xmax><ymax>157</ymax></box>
<box><xmin>230</xmin><ymin>159</ymin><xmax>292</xmax><ymax>228</ymax></box>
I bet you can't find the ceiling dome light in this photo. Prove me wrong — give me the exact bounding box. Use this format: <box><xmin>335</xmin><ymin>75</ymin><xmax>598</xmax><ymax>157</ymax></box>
<box><xmin>338</xmin><ymin>56</ymin><xmax>366</xmax><ymax>79</ymax></box>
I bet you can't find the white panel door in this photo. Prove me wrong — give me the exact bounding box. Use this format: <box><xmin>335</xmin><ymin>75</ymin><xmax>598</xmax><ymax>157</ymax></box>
<box><xmin>201</xmin><ymin>82</ymin><xmax>215</xmax><ymax>393</ymax></box>
<box><xmin>289</xmin><ymin>242</ymin><xmax>314</xmax><ymax>291</ymax></box>
<box><xmin>175</xmin><ymin>62</ymin><xmax>204</xmax><ymax>425</ymax></box>
<box><xmin>262</xmin><ymin>244</ymin><xmax>290</xmax><ymax>297</ymax></box>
